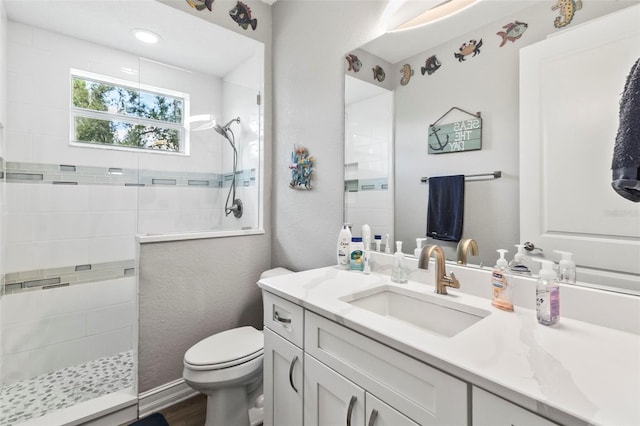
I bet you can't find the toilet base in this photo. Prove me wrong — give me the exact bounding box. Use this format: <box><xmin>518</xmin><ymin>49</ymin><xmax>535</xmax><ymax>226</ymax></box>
<box><xmin>205</xmin><ymin>386</ymin><xmax>249</xmax><ymax>426</ymax></box>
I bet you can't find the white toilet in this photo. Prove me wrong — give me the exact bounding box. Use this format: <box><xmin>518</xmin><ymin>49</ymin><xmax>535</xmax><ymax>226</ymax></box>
<box><xmin>183</xmin><ymin>326</ymin><xmax>264</xmax><ymax>426</ymax></box>
<box><xmin>182</xmin><ymin>267</ymin><xmax>292</xmax><ymax>426</ymax></box>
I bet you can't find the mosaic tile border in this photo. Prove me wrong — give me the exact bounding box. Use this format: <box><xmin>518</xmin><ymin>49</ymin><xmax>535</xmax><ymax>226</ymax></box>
<box><xmin>344</xmin><ymin>177</ymin><xmax>389</xmax><ymax>192</ymax></box>
<box><xmin>4</xmin><ymin>161</ymin><xmax>256</xmax><ymax>188</ymax></box>
<box><xmin>0</xmin><ymin>350</ymin><xmax>134</xmax><ymax>426</ymax></box>
<box><xmin>3</xmin><ymin>259</ymin><xmax>135</xmax><ymax>295</ymax></box>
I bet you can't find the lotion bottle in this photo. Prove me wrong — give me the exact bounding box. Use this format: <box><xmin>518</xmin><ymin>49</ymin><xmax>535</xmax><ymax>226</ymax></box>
<box><xmin>491</xmin><ymin>249</ymin><xmax>513</xmax><ymax>311</ymax></box>
<box><xmin>534</xmin><ymin>259</ymin><xmax>560</xmax><ymax>326</ymax></box>
<box><xmin>554</xmin><ymin>250</ymin><xmax>576</xmax><ymax>283</ymax></box>
<box><xmin>337</xmin><ymin>224</ymin><xmax>352</xmax><ymax>269</ymax></box>
<box><xmin>391</xmin><ymin>241</ymin><xmax>408</xmax><ymax>283</ymax></box>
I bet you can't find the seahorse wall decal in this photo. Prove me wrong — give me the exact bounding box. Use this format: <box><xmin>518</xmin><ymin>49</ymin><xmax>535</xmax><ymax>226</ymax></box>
<box><xmin>552</xmin><ymin>0</ymin><xmax>583</xmax><ymax>28</ymax></box>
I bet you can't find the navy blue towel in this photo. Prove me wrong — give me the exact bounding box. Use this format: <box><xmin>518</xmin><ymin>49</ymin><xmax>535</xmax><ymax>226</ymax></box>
<box><xmin>129</xmin><ymin>413</ymin><xmax>169</xmax><ymax>426</ymax></box>
<box><xmin>612</xmin><ymin>57</ymin><xmax>640</xmax><ymax>202</ymax></box>
<box><xmin>426</xmin><ymin>175</ymin><xmax>465</xmax><ymax>242</ymax></box>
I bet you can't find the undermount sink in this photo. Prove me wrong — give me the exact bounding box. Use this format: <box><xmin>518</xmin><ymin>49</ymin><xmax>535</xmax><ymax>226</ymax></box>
<box><xmin>342</xmin><ymin>286</ymin><xmax>490</xmax><ymax>337</ymax></box>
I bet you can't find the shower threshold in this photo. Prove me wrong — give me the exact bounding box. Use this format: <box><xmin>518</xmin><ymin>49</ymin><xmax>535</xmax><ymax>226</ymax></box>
<box><xmin>0</xmin><ymin>351</ymin><xmax>135</xmax><ymax>426</ymax></box>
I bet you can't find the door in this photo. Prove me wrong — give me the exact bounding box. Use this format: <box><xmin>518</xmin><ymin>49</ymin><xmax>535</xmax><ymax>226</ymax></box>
<box><xmin>263</xmin><ymin>328</ymin><xmax>303</xmax><ymax>426</ymax></box>
<box><xmin>366</xmin><ymin>393</ymin><xmax>419</xmax><ymax>426</ymax></box>
<box><xmin>304</xmin><ymin>354</ymin><xmax>365</xmax><ymax>426</ymax></box>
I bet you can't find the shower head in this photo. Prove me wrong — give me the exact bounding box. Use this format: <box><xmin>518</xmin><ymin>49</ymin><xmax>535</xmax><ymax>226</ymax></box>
<box><xmin>214</xmin><ymin>117</ymin><xmax>241</xmax><ymax>136</ymax></box>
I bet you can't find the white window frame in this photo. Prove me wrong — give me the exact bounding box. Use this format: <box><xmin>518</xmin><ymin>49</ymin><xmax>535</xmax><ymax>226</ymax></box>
<box><xmin>70</xmin><ymin>68</ymin><xmax>191</xmax><ymax>155</ymax></box>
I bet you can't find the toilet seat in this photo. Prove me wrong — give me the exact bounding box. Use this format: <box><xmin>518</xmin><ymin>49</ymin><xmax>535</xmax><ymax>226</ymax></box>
<box><xmin>184</xmin><ymin>326</ymin><xmax>264</xmax><ymax>371</ymax></box>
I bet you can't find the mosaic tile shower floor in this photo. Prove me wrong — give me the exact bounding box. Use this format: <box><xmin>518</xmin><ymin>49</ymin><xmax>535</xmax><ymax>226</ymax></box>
<box><xmin>0</xmin><ymin>351</ymin><xmax>134</xmax><ymax>426</ymax></box>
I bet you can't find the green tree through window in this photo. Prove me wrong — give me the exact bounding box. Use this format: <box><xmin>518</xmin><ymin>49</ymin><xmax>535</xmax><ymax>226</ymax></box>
<box><xmin>71</xmin><ymin>73</ymin><xmax>185</xmax><ymax>153</ymax></box>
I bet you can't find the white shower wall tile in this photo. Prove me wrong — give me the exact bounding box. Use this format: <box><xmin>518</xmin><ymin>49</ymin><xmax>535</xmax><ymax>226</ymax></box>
<box><xmin>88</xmin><ymin>237</ymin><xmax>135</xmax><ymax>264</ymax></box>
<box><xmin>89</xmin><ymin>211</ymin><xmax>137</xmax><ymax>238</ymax></box>
<box><xmin>89</xmin><ymin>186</ymin><xmax>138</xmax><ymax>212</ymax></box>
<box><xmin>0</xmin><ymin>351</ymin><xmax>30</xmax><ymax>384</ymax></box>
<box><xmin>2</xmin><ymin>131</ymin><xmax>33</xmax><ymax>162</ymax></box>
<box><xmin>35</xmin><ymin>213</ymin><xmax>92</xmax><ymax>240</ymax></box>
<box><xmin>5</xmin><ymin>213</ymin><xmax>35</xmax><ymax>244</ymax></box>
<box><xmin>86</xmin><ymin>302</ymin><xmax>135</xmax><ymax>336</ymax></box>
<box><xmin>2</xmin><ymin>312</ymin><xmax>87</xmax><ymax>354</ymax></box>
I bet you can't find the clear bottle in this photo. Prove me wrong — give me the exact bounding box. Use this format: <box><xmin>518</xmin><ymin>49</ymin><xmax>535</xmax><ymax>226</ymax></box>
<box><xmin>554</xmin><ymin>250</ymin><xmax>576</xmax><ymax>284</ymax></box>
<box><xmin>361</xmin><ymin>224</ymin><xmax>371</xmax><ymax>251</ymax></box>
<box><xmin>391</xmin><ymin>241</ymin><xmax>408</xmax><ymax>283</ymax></box>
<box><xmin>491</xmin><ymin>249</ymin><xmax>513</xmax><ymax>311</ymax></box>
<box><xmin>509</xmin><ymin>244</ymin><xmax>531</xmax><ymax>276</ymax></box>
<box><xmin>534</xmin><ymin>259</ymin><xmax>560</xmax><ymax>326</ymax></box>
<box><xmin>337</xmin><ymin>224</ymin><xmax>352</xmax><ymax>269</ymax></box>
<box><xmin>414</xmin><ymin>238</ymin><xmax>427</xmax><ymax>257</ymax></box>
<box><xmin>349</xmin><ymin>237</ymin><xmax>365</xmax><ymax>272</ymax></box>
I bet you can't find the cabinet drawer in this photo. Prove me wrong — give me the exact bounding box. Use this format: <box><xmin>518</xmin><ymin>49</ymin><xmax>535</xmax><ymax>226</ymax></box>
<box><xmin>263</xmin><ymin>291</ymin><xmax>304</xmax><ymax>348</ymax></box>
<box><xmin>472</xmin><ymin>387</ymin><xmax>557</xmax><ymax>426</ymax></box>
<box><xmin>305</xmin><ymin>311</ymin><xmax>467</xmax><ymax>426</ymax></box>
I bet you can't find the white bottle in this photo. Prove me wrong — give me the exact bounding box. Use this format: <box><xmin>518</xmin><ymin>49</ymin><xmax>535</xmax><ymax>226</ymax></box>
<box><xmin>361</xmin><ymin>224</ymin><xmax>371</xmax><ymax>251</ymax></box>
<box><xmin>534</xmin><ymin>259</ymin><xmax>560</xmax><ymax>326</ymax></box>
<box><xmin>384</xmin><ymin>234</ymin><xmax>391</xmax><ymax>254</ymax></box>
<box><xmin>337</xmin><ymin>224</ymin><xmax>352</xmax><ymax>269</ymax></box>
<box><xmin>491</xmin><ymin>249</ymin><xmax>513</xmax><ymax>311</ymax></box>
<box><xmin>554</xmin><ymin>250</ymin><xmax>576</xmax><ymax>283</ymax></box>
<box><xmin>349</xmin><ymin>237</ymin><xmax>365</xmax><ymax>272</ymax></box>
<box><xmin>414</xmin><ymin>238</ymin><xmax>427</xmax><ymax>257</ymax></box>
<box><xmin>391</xmin><ymin>241</ymin><xmax>408</xmax><ymax>283</ymax></box>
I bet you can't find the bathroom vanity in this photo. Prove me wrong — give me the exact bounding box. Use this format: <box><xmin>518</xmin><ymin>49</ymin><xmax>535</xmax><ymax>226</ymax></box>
<box><xmin>258</xmin><ymin>257</ymin><xmax>639</xmax><ymax>426</ymax></box>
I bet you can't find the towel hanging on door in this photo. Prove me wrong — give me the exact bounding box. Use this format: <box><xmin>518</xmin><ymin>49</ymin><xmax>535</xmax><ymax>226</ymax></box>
<box><xmin>426</xmin><ymin>175</ymin><xmax>465</xmax><ymax>242</ymax></box>
<box><xmin>612</xmin><ymin>57</ymin><xmax>640</xmax><ymax>202</ymax></box>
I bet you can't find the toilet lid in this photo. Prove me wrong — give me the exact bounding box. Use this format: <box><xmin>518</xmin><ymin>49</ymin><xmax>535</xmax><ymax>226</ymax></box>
<box><xmin>185</xmin><ymin>326</ymin><xmax>264</xmax><ymax>367</ymax></box>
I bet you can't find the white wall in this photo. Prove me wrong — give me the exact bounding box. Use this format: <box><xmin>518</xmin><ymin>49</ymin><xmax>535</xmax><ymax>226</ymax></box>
<box><xmin>272</xmin><ymin>1</ymin><xmax>386</xmax><ymax>270</ymax></box>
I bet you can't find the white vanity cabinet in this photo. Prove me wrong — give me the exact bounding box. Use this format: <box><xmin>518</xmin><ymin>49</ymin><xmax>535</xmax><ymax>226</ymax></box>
<box><xmin>304</xmin><ymin>311</ymin><xmax>467</xmax><ymax>425</ymax></box>
<box><xmin>472</xmin><ymin>387</ymin><xmax>557</xmax><ymax>426</ymax></box>
<box><xmin>305</xmin><ymin>354</ymin><xmax>418</xmax><ymax>426</ymax></box>
<box><xmin>263</xmin><ymin>292</ymin><xmax>304</xmax><ymax>426</ymax></box>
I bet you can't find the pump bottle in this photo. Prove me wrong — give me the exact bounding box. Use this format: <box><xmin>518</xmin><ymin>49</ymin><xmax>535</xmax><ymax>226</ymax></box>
<box><xmin>533</xmin><ymin>259</ymin><xmax>560</xmax><ymax>326</ymax></box>
<box><xmin>554</xmin><ymin>250</ymin><xmax>576</xmax><ymax>283</ymax></box>
<box><xmin>491</xmin><ymin>249</ymin><xmax>513</xmax><ymax>311</ymax></box>
<box><xmin>391</xmin><ymin>241</ymin><xmax>408</xmax><ymax>283</ymax></box>
<box><xmin>509</xmin><ymin>244</ymin><xmax>531</xmax><ymax>276</ymax></box>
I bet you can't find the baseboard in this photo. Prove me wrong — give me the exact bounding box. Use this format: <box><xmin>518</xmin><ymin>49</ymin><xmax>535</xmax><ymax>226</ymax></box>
<box><xmin>137</xmin><ymin>379</ymin><xmax>199</xmax><ymax>419</ymax></box>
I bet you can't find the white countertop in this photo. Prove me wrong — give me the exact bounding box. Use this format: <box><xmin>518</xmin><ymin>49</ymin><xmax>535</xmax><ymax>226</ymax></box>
<box><xmin>258</xmin><ymin>265</ymin><xmax>640</xmax><ymax>426</ymax></box>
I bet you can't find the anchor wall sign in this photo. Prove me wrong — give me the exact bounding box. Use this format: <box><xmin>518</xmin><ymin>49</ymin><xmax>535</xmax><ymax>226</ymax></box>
<box><xmin>427</xmin><ymin>107</ymin><xmax>482</xmax><ymax>154</ymax></box>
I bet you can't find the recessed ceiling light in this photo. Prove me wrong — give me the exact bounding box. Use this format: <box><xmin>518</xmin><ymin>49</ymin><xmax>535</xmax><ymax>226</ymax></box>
<box><xmin>132</xmin><ymin>29</ymin><xmax>161</xmax><ymax>44</ymax></box>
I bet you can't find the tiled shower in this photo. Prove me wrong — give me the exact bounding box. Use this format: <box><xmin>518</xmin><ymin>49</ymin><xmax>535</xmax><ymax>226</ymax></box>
<box><xmin>0</xmin><ymin>8</ymin><xmax>263</xmax><ymax>425</ymax></box>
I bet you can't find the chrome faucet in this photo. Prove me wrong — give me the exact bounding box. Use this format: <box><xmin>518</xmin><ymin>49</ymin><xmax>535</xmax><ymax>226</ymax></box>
<box><xmin>456</xmin><ymin>238</ymin><xmax>479</xmax><ymax>265</ymax></box>
<box><xmin>418</xmin><ymin>245</ymin><xmax>460</xmax><ymax>295</ymax></box>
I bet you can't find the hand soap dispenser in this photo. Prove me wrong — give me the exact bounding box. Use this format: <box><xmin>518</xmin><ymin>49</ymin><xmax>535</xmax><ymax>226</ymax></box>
<box><xmin>509</xmin><ymin>244</ymin><xmax>531</xmax><ymax>276</ymax></box>
<box><xmin>533</xmin><ymin>259</ymin><xmax>560</xmax><ymax>326</ymax></box>
<box><xmin>491</xmin><ymin>249</ymin><xmax>513</xmax><ymax>311</ymax></box>
<box><xmin>414</xmin><ymin>238</ymin><xmax>427</xmax><ymax>257</ymax></box>
<box><xmin>391</xmin><ymin>241</ymin><xmax>408</xmax><ymax>283</ymax></box>
<box><xmin>554</xmin><ymin>250</ymin><xmax>576</xmax><ymax>283</ymax></box>
<box><xmin>337</xmin><ymin>224</ymin><xmax>352</xmax><ymax>269</ymax></box>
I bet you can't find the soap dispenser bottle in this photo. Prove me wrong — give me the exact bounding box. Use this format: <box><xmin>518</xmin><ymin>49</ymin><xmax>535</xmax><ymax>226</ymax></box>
<box><xmin>361</xmin><ymin>224</ymin><xmax>371</xmax><ymax>251</ymax></box>
<box><xmin>554</xmin><ymin>250</ymin><xmax>576</xmax><ymax>283</ymax></box>
<box><xmin>337</xmin><ymin>224</ymin><xmax>352</xmax><ymax>269</ymax></box>
<box><xmin>534</xmin><ymin>259</ymin><xmax>560</xmax><ymax>326</ymax></box>
<box><xmin>509</xmin><ymin>244</ymin><xmax>531</xmax><ymax>276</ymax></box>
<box><xmin>491</xmin><ymin>249</ymin><xmax>513</xmax><ymax>311</ymax></box>
<box><xmin>414</xmin><ymin>238</ymin><xmax>427</xmax><ymax>257</ymax></box>
<box><xmin>391</xmin><ymin>241</ymin><xmax>408</xmax><ymax>283</ymax></box>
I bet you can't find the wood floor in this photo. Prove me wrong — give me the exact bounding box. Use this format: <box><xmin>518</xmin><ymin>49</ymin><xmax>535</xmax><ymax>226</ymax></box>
<box><xmin>159</xmin><ymin>394</ymin><xmax>207</xmax><ymax>426</ymax></box>
<box><xmin>131</xmin><ymin>394</ymin><xmax>207</xmax><ymax>426</ymax></box>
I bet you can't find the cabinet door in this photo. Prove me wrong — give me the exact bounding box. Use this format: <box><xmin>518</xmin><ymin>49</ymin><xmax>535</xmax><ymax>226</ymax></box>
<box><xmin>473</xmin><ymin>387</ymin><xmax>557</xmax><ymax>426</ymax></box>
<box><xmin>304</xmin><ymin>354</ymin><xmax>365</xmax><ymax>426</ymax></box>
<box><xmin>366</xmin><ymin>393</ymin><xmax>419</xmax><ymax>426</ymax></box>
<box><xmin>263</xmin><ymin>328</ymin><xmax>303</xmax><ymax>426</ymax></box>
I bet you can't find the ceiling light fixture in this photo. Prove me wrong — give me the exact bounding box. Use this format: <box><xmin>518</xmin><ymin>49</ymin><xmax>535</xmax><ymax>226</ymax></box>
<box><xmin>391</xmin><ymin>0</ymin><xmax>476</xmax><ymax>32</ymax></box>
<box><xmin>132</xmin><ymin>29</ymin><xmax>161</xmax><ymax>44</ymax></box>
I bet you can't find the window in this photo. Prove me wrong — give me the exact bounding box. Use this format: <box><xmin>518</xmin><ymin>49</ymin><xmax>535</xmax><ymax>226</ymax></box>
<box><xmin>70</xmin><ymin>70</ymin><xmax>188</xmax><ymax>153</ymax></box>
